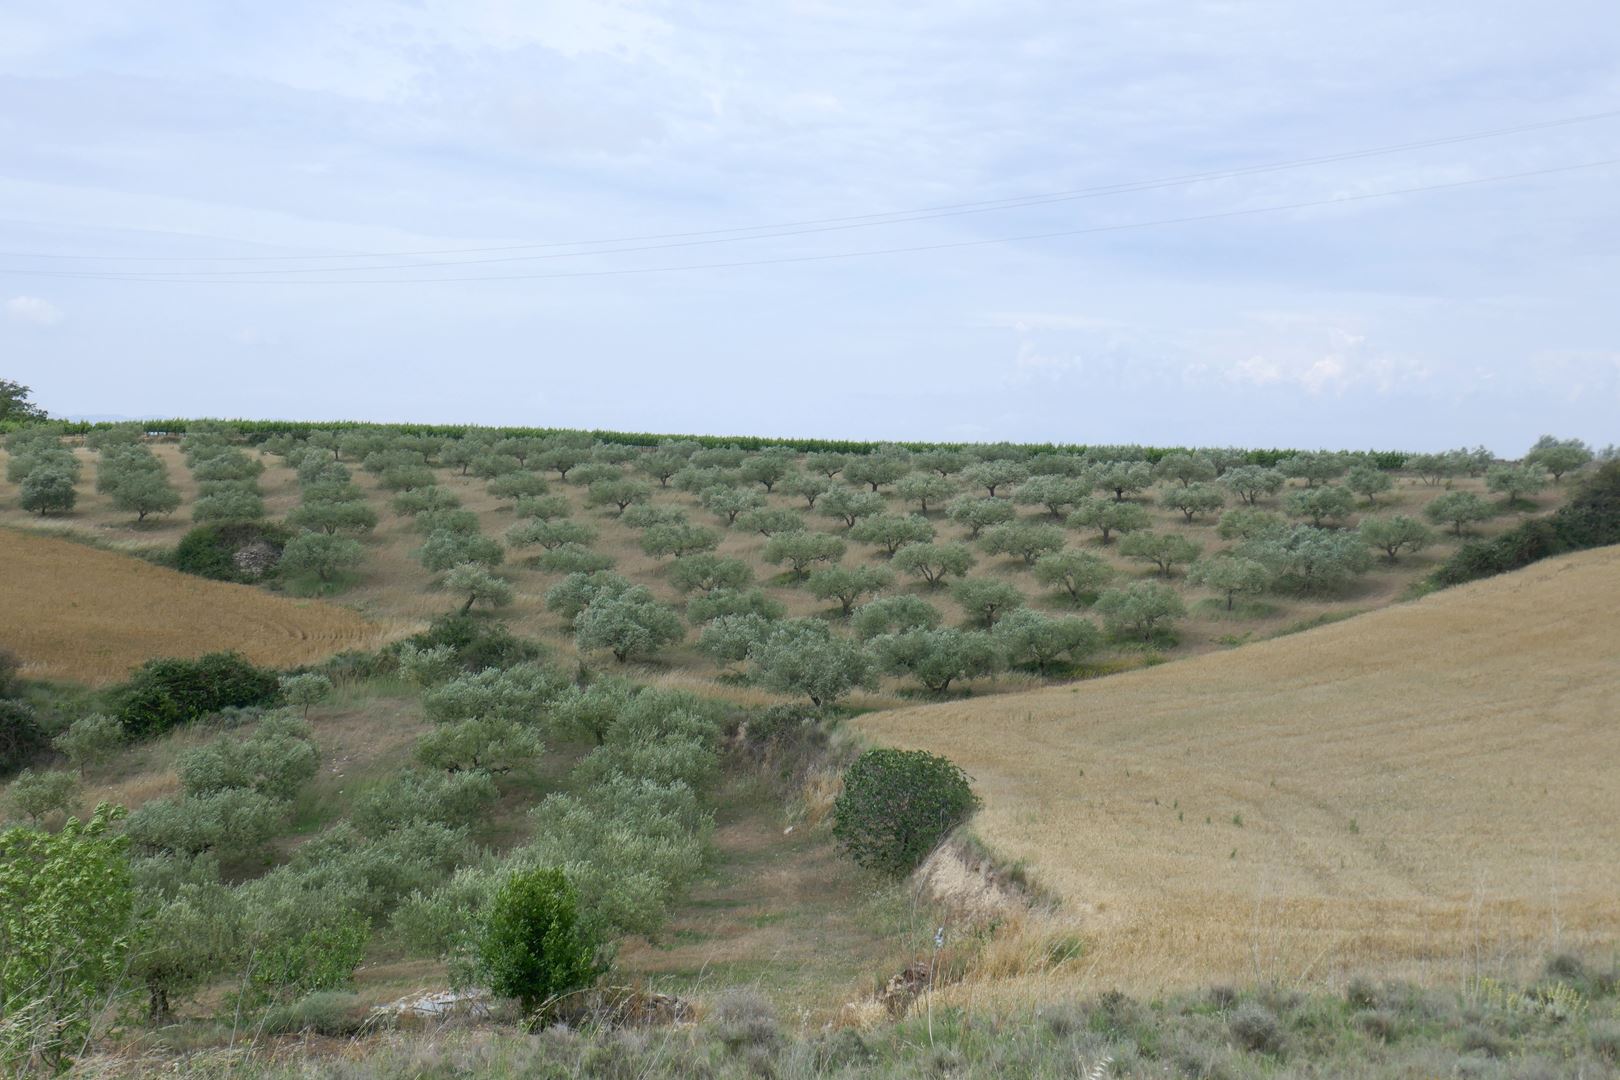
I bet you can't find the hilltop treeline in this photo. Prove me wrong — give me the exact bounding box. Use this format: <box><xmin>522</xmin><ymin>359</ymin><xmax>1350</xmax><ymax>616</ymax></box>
<box><xmin>0</xmin><ymin>416</ymin><xmax>1413</xmax><ymax>469</ymax></box>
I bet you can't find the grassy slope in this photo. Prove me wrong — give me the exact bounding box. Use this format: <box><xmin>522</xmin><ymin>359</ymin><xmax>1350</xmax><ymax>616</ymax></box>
<box><xmin>858</xmin><ymin>545</ymin><xmax>1620</xmax><ymax>996</ymax></box>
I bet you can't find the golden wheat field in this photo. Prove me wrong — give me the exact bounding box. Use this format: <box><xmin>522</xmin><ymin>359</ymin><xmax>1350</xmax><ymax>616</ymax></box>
<box><xmin>859</xmin><ymin>545</ymin><xmax>1620</xmax><ymax>997</ymax></box>
<box><xmin>0</xmin><ymin>528</ymin><xmax>398</xmax><ymax>684</ymax></box>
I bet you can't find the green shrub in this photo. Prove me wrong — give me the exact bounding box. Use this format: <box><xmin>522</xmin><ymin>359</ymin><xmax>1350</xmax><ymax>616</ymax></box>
<box><xmin>1431</xmin><ymin>461</ymin><xmax>1620</xmax><ymax>587</ymax></box>
<box><xmin>117</xmin><ymin>652</ymin><xmax>281</xmax><ymax>738</ymax></box>
<box><xmin>0</xmin><ymin>699</ymin><xmax>47</xmax><ymax>779</ymax></box>
<box><xmin>52</xmin><ymin>713</ymin><xmax>124</xmax><ymax>773</ymax></box>
<box><xmin>832</xmin><ymin>748</ymin><xmax>979</xmax><ymax>875</ymax></box>
<box><xmin>400</xmin><ymin>615</ymin><xmax>543</xmax><ymax>673</ymax></box>
<box><xmin>478</xmin><ymin>867</ymin><xmax>602</xmax><ymax>1017</ymax></box>
<box><xmin>173</xmin><ymin>521</ymin><xmax>294</xmax><ymax>582</ymax></box>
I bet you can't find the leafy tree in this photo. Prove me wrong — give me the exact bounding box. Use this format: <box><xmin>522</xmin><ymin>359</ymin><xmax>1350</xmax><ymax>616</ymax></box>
<box><xmin>1032</xmin><ymin>549</ymin><xmax>1113</xmax><ymax>603</ymax></box>
<box><xmin>583</xmin><ymin>477</ymin><xmax>651</xmax><ymax>516</ymax></box>
<box><xmin>849</xmin><ymin>512</ymin><xmax>935</xmax><ymax>556</ymax></box>
<box><xmin>7</xmin><ymin>768</ymin><xmax>77</xmax><ymax>824</ymax></box>
<box><xmin>805</xmin><ymin>565</ymin><xmax>894</xmax><ymax>615</ymax></box>
<box><xmin>746</xmin><ymin>620</ymin><xmax>876</xmax><ymax>707</ymax></box>
<box><xmin>1525</xmin><ymin>435</ymin><xmax>1592</xmax><ymax>482</ymax></box>
<box><xmin>962</xmin><ymin>460</ymin><xmax>1028</xmax><ymax>497</ymax></box>
<box><xmin>191</xmin><ymin>486</ymin><xmax>264</xmax><ymax>523</ymax></box>
<box><xmin>895</xmin><ymin>472</ymin><xmax>956</xmax><ymax>514</ymax></box>
<box><xmin>129</xmin><ymin>880</ymin><xmax>243</xmax><ymax>1024</ymax></box>
<box><xmin>893</xmin><ymin>541</ymin><xmax>976</xmax><ymax>588</ymax></box>
<box><xmin>444</xmin><ymin>563</ymin><xmax>514</xmax><ymax>614</ymax></box>
<box><xmin>735</xmin><ymin>506</ymin><xmax>804</xmax><ymax>537</ymax></box>
<box><xmin>637</xmin><ymin>449</ymin><xmax>689</xmax><ymax>487</ymax></box>
<box><xmin>1407</xmin><ymin>452</ymin><xmax>1464</xmax><ymax>487</ymax></box>
<box><xmin>782</xmin><ymin>472</ymin><xmax>833</xmax><ymax>509</ymax></box>
<box><xmin>0</xmin><ymin>805</ymin><xmax>132</xmax><ymax>1072</ymax></box>
<box><xmin>507</xmin><ymin>518</ymin><xmax>596</xmax><ymax>552</ymax></box>
<box><xmin>107</xmin><ymin>469</ymin><xmax>181</xmax><ymax>522</ymax></box>
<box><xmin>640</xmin><ymin>522</ymin><xmax>722</xmax><ymax>558</ymax></box>
<box><xmin>1218</xmin><ymin>506</ymin><xmax>1287</xmax><ymax>541</ymax></box>
<box><xmin>851</xmin><ymin>595</ymin><xmax>943</xmax><ymax>640</ymax></box>
<box><xmin>1246</xmin><ymin>524</ymin><xmax>1372</xmax><ymax>594</ymax></box>
<box><xmin>277</xmin><ymin>673</ymin><xmax>332</xmax><ymax>717</ymax></box>
<box><xmin>1486</xmin><ymin>463</ymin><xmax>1548</xmax><ymax>506</ymax></box>
<box><xmin>279</xmin><ymin>532</ymin><xmax>364</xmax><ymax>583</ymax></box>
<box><xmin>287</xmin><ymin>499</ymin><xmax>377</xmax><ymax>535</ymax></box>
<box><xmin>1012</xmin><ymin>475</ymin><xmax>1090</xmax><ymax>519</ymax></box>
<box><xmin>1155</xmin><ymin>451</ymin><xmax>1216</xmax><ymax>487</ymax></box>
<box><xmin>818</xmin><ymin>487</ymin><xmax>887</xmax><ymax>529</ymax></box>
<box><xmin>1278</xmin><ymin>450</ymin><xmax>1347</xmax><ymax>487</ymax></box>
<box><xmin>420</xmin><ymin>664</ymin><xmax>566</xmax><ymax>726</ymax></box>
<box><xmin>52</xmin><ymin>714</ymin><xmax>123</xmax><ymax>774</ymax></box>
<box><xmin>832</xmin><ymin>749</ymin><xmax>978</xmax><ymax>875</ymax></box>
<box><xmin>698</xmin><ymin>613</ymin><xmax>776</xmax><ymax>666</ymax></box>
<box><xmin>1118</xmin><ymin>531</ymin><xmax>1201</xmax><ymax>577</ymax></box>
<box><xmin>804</xmin><ymin>452</ymin><xmax>849</xmax><ymax>478</ymax></box>
<box><xmin>1221</xmin><ymin>465</ymin><xmax>1285</xmax><ymax>504</ymax></box>
<box><xmin>872</xmin><ymin>628</ymin><xmax>1003</xmax><ymax>693</ymax></box>
<box><xmin>738</xmin><ymin>453</ymin><xmax>792</xmax><ymax>493</ymax></box>
<box><xmin>573</xmin><ymin>590</ymin><xmax>684</xmax><ymax>662</ymax></box>
<box><xmin>1095</xmin><ymin>581</ymin><xmax>1186</xmax><ymax>641</ymax></box>
<box><xmin>1358</xmin><ymin>515</ymin><xmax>1435</xmax><ymax>562</ymax></box>
<box><xmin>486</xmin><ymin>471</ymin><xmax>551</xmax><ymax>503</ymax></box>
<box><xmin>1066</xmin><ymin>497</ymin><xmax>1150</xmax><ymax>544</ymax></box>
<box><xmin>621</xmin><ymin>502</ymin><xmax>687</xmax><ymax>529</ymax></box>
<box><xmin>124</xmin><ymin>788</ymin><xmax>289</xmax><ymax>863</ymax></box>
<box><xmin>1425</xmin><ymin>490</ymin><xmax>1493</xmax><ymax>536</ymax></box>
<box><xmin>949</xmin><ymin>578</ymin><xmax>1025</xmax><ymax>627</ymax></box>
<box><xmin>914</xmin><ymin>449</ymin><xmax>969</xmax><ymax>476</ymax></box>
<box><xmin>0</xmin><ymin>378</ymin><xmax>47</xmax><ymax>422</ymax></box>
<box><xmin>761</xmin><ymin>531</ymin><xmax>846</xmax><ymax>578</ymax></box>
<box><xmin>18</xmin><ymin>467</ymin><xmax>77</xmax><ymax>515</ymax></box>
<box><xmin>667</xmin><ymin>554</ymin><xmax>753</xmax><ymax>594</ymax></box>
<box><xmin>1186</xmin><ymin>555</ymin><xmax>1273</xmax><ymax>610</ymax></box>
<box><xmin>1160</xmin><ymin>482</ymin><xmax>1225</xmax><ymax>523</ymax></box>
<box><xmin>393</xmin><ymin>485</ymin><xmax>462</xmax><ymax>516</ymax></box>
<box><xmin>979</xmin><ymin>521</ymin><xmax>1066</xmax><ymax>566</ymax></box>
<box><xmin>413</xmin><ymin>508</ymin><xmax>481</xmax><ymax>536</ymax></box>
<box><xmin>945</xmin><ymin>494</ymin><xmax>1017</xmax><ymax>538</ymax></box>
<box><xmin>843</xmin><ymin>454</ymin><xmax>910</xmax><ymax>492</ymax></box>
<box><xmin>1345</xmin><ymin>465</ymin><xmax>1394</xmax><ymax>505</ymax></box>
<box><xmin>118</xmin><ymin>652</ymin><xmax>281</xmax><ymax>738</ymax></box>
<box><xmin>1092</xmin><ymin>460</ymin><xmax>1153</xmax><ymax>501</ymax></box>
<box><xmin>992</xmin><ymin>609</ymin><xmax>1100</xmax><ymax>672</ymax></box>
<box><xmin>176</xmin><ymin>716</ymin><xmax>320</xmax><ymax>801</ymax></box>
<box><xmin>1285</xmin><ymin>485</ymin><xmax>1355</xmax><ymax>527</ymax></box>
<box><xmin>700</xmin><ymin>485</ymin><xmax>764</xmax><ymax>525</ymax></box>
<box><xmin>478</xmin><ymin>867</ymin><xmax>601</xmax><ymax>1018</ymax></box>
<box><xmin>534</xmin><ymin>544</ymin><xmax>615</xmax><ymax>574</ymax></box>
<box><xmin>416</xmin><ymin>716</ymin><xmax>543</xmax><ymax>774</ymax></box>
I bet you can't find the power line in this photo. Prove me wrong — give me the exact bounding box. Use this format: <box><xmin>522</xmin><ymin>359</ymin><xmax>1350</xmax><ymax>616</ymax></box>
<box><xmin>9</xmin><ymin>157</ymin><xmax>1611</xmax><ymax>286</ymax></box>
<box><xmin>1</xmin><ymin>108</ymin><xmax>1616</xmax><ymax>268</ymax></box>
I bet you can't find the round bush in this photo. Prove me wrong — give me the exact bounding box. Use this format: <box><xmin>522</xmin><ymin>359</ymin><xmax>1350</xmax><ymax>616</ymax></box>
<box><xmin>478</xmin><ymin>867</ymin><xmax>601</xmax><ymax>1018</ymax></box>
<box><xmin>831</xmin><ymin>748</ymin><xmax>979</xmax><ymax>876</ymax></box>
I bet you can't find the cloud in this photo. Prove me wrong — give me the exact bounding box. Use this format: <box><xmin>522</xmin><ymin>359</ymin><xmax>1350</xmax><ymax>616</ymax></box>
<box><xmin>5</xmin><ymin>296</ymin><xmax>64</xmax><ymax>326</ymax></box>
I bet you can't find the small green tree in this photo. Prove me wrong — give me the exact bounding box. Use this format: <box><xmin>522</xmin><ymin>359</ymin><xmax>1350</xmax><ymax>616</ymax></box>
<box><xmin>895</xmin><ymin>472</ymin><xmax>956</xmax><ymax>514</ymax></box>
<box><xmin>443</xmin><ymin>563</ymin><xmax>514</xmax><ymax>614</ymax></box>
<box><xmin>872</xmin><ymin>628</ymin><xmax>1003</xmax><ymax>693</ymax></box>
<box><xmin>1066</xmin><ymin>497</ymin><xmax>1150</xmax><ymax>544</ymax></box>
<box><xmin>573</xmin><ymin>591</ymin><xmax>684</xmax><ymax>662</ymax></box>
<box><xmin>849</xmin><ymin>512</ymin><xmax>935</xmax><ymax>556</ymax></box>
<box><xmin>1345</xmin><ymin>466</ymin><xmax>1394</xmax><ymax>506</ymax></box>
<box><xmin>1160</xmin><ymin>483</ymin><xmax>1225</xmax><ymax>523</ymax></box>
<box><xmin>746</xmin><ymin>621</ymin><xmax>876</xmax><ymax>707</ymax></box>
<box><xmin>1425</xmin><ymin>490</ymin><xmax>1492</xmax><ymax>536</ymax></box>
<box><xmin>1032</xmin><ymin>549</ymin><xmax>1113</xmax><ymax>603</ymax></box>
<box><xmin>1358</xmin><ymin>515</ymin><xmax>1435</xmax><ymax>562</ymax></box>
<box><xmin>277</xmin><ymin>673</ymin><xmax>333</xmax><ymax>717</ymax></box>
<box><xmin>945</xmin><ymin>495</ymin><xmax>1016</xmax><ymax>538</ymax></box>
<box><xmin>639</xmin><ymin>523</ymin><xmax>722</xmax><ymax>559</ymax></box>
<box><xmin>419</xmin><ymin>529</ymin><xmax>504</xmax><ymax>572</ymax></box>
<box><xmin>52</xmin><ymin>714</ymin><xmax>124</xmax><ymax>774</ymax></box>
<box><xmin>7</xmin><ymin>768</ymin><xmax>77</xmax><ymax>824</ymax></box>
<box><xmin>1221</xmin><ymin>465</ymin><xmax>1284</xmax><ymax>505</ymax></box>
<box><xmin>1095</xmin><ymin>581</ymin><xmax>1186</xmax><ymax>641</ymax></box>
<box><xmin>0</xmin><ymin>805</ymin><xmax>133</xmax><ymax>1073</ymax></box>
<box><xmin>1118</xmin><ymin>531</ymin><xmax>1202</xmax><ymax>578</ymax></box>
<box><xmin>832</xmin><ymin>749</ymin><xmax>978</xmax><ymax>875</ymax></box>
<box><xmin>850</xmin><ymin>595</ymin><xmax>943</xmax><ymax>640</ymax></box>
<box><xmin>18</xmin><ymin>468</ymin><xmax>77</xmax><ymax>515</ymax></box>
<box><xmin>991</xmin><ymin>610</ymin><xmax>1099</xmax><ymax>672</ymax></box>
<box><xmin>1155</xmin><ymin>452</ymin><xmax>1216</xmax><ymax>487</ymax></box>
<box><xmin>1485</xmin><ymin>463</ymin><xmax>1548</xmax><ymax>507</ymax></box>
<box><xmin>1524</xmin><ymin>435</ymin><xmax>1592</xmax><ymax>483</ymax></box>
<box><xmin>949</xmin><ymin>578</ymin><xmax>1025</xmax><ymax>628</ymax></box>
<box><xmin>818</xmin><ymin>488</ymin><xmax>887</xmax><ymax>529</ymax></box>
<box><xmin>478</xmin><ymin>867</ymin><xmax>602</xmax><ymax>1018</ymax></box>
<box><xmin>962</xmin><ymin>460</ymin><xmax>1028</xmax><ymax>497</ymax></box>
<box><xmin>278</xmin><ymin>532</ymin><xmax>363</xmax><ymax>583</ymax></box>
<box><xmin>1285</xmin><ymin>485</ymin><xmax>1355</xmax><ymax>527</ymax></box>
<box><xmin>761</xmin><ymin>531</ymin><xmax>846</xmax><ymax>578</ymax></box>
<box><xmin>108</xmin><ymin>469</ymin><xmax>181</xmax><ymax>523</ymax></box>
<box><xmin>1186</xmin><ymin>555</ymin><xmax>1272</xmax><ymax>610</ymax></box>
<box><xmin>699</xmin><ymin>485</ymin><xmax>764</xmax><ymax>525</ymax></box>
<box><xmin>979</xmin><ymin>522</ymin><xmax>1066</xmax><ymax>566</ymax></box>
<box><xmin>805</xmin><ymin>565</ymin><xmax>894</xmax><ymax>616</ymax></box>
<box><xmin>893</xmin><ymin>541</ymin><xmax>976</xmax><ymax>588</ymax></box>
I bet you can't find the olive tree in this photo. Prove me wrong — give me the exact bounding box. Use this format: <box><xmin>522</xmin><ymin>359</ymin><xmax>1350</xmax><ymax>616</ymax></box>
<box><xmin>279</xmin><ymin>532</ymin><xmax>364</xmax><ymax>583</ymax></box>
<box><xmin>586</xmin><ymin>478</ymin><xmax>652</xmax><ymax>515</ymax></box>
<box><xmin>962</xmin><ymin>460</ymin><xmax>1028</xmax><ymax>497</ymax></box>
<box><xmin>573</xmin><ymin>590</ymin><xmax>684</xmax><ymax>662</ymax></box>
<box><xmin>871</xmin><ymin>628</ymin><xmax>1003</xmax><ymax>693</ymax></box>
<box><xmin>443</xmin><ymin>563</ymin><xmax>514</xmax><ymax>614</ymax></box>
<box><xmin>1095</xmin><ymin>581</ymin><xmax>1186</xmax><ymax>641</ymax></box>
<box><xmin>1285</xmin><ymin>485</ymin><xmax>1355</xmax><ymax>528</ymax></box>
<box><xmin>18</xmin><ymin>468</ymin><xmax>77</xmax><ymax>515</ymax></box>
<box><xmin>761</xmin><ymin>531</ymin><xmax>846</xmax><ymax>578</ymax></box>
<box><xmin>1524</xmin><ymin>435</ymin><xmax>1592</xmax><ymax>483</ymax></box>
<box><xmin>1160</xmin><ymin>483</ymin><xmax>1225</xmax><ymax>523</ymax></box>
<box><xmin>945</xmin><ymin>495</ymin><xmax>1017</xmax><ymax>538</ymax></box>
<box><xmin>805</xmin><ymin>565</ymin><xmax>895</xmax><ymax>616</ymax></box>
<box><xmin>108</xmin><ymin>469</ymin><xmax>181</xmax><ymax>522</ymax></box>
<box><xmin>667</xmin><ymin>554</ymin><xmax>753</xmax><ymax>594</ymax></box>
<box><xmin>949</xmin><ymin>578</ymin><xmax>1025</xmax><ymax>627</ymax></box>
<box><xmin>1221</xmin><ymin>465</ymin><xmax>1284</xmax><ymax>505</ymax></box>
<box><xmin>783</xmin><ymin>472</ymin><xmax>833</xmax><ymax>509</ymax></box>
<box><xmin>1186</xmin><ymin>555</ymin><xmax>1272</xmax><ymax>610</ymax></box>
<box><xmin>979</xmin><ymin>521</ymin><xmax>1066</xmax><ymax>566</ymax></box>
<box><xmin>1278</xmin><ymin>451</ymin><xmax>1347</xmax><ymax>487</ymax></box>
<box><xmin>1066</xmin><ymin>497</ymin><xmax>1150</xmax><ymax>544</ymax></box>
<box><xmin>1485</xmin><ymin>463</ymin><xmax>1548</xmax><ymax>506</ymax></box>
<box><xmin>1245</xmin><ymin>525</ymin><xmax>1371</xmax><ymax>594</ymax></box>
<box><xmin>1032</xmin><ymin>549</ymin><xmax>1113</xmax><ymax>603</ymax></box>
<box><xmin>818</xmin><ymin>487</ymin><xmax>887</xmax><ymax>529</ymax></box>
<box><xmin>1345</xmin><ymin>466</ymin><xmax>1394</xmax><ymax>506</ymax></box>
<box><xmin>1118</xmin><ymin>531</ymin><xmax>1201</xmax><ymax>578</ymax></box>
<box><xmin>746</xmin><ymin>620</ymin><xmax>877</xmax><ymax>707</ymax></box>
<box><xmin>895</xmin><ymin>472</ymin><xmax>956</xmax><ymax>514</ymax></box>
<box><xmin>843</xmin><ymin>454</ymin><xmax>911</xmax><ymax>492</ymax></box>
<box><xmin>1091</xmin><ymin>461</ymin><xmax>1153</xmax><ymax>502</ymax></box>
<box><xmin>736</xmin><ymin>507</ymin><xmax>804</xmax><ymax>536</ymax></box>
<box><xmin>851</xmin><ymin>595</ymin><xmax>943</xmax><ymax>640</ymax></box>
<box><xmin>639</xmin><ymin>523</ymin><xmax>722</xmax><ymax>558</ymax></box>
<box><xmin>1358</xmin><ymin>515</ymin><xmax>1435</xmax><ymax>562</ymax></box>
<box><xmin>992</xmin><ymin>610</ymin><xmax>1100</xmax><ymax>672</ymax></box>
<box><xmin>700</xmin><ymin>485</ymin><xmax>764</xmax><ymax>525</ymax></box>
<box><xmin>1012</xmin><ymin>475</ymin><xmax>1090</xmax><ymax>519</ymax></box>
<box><xmin>893</xmin><ymin>541</ymin><xmax>976</xmax><ymax>588</ymax></box>
<box><xmin>419</xmin><ymin>529</ymin><xmax>503</xmax><ymax>572</ymax></box>
<box><xmin>506</xmin><ymin>518</ymin><xmax>596</xmax><ymax>552</ymax></box>
<box><xmin>849</xmin><ymin>513</ymin><xmax>935</xmax><ymax>556</ymax></box>
<box><xmin>1424</xmin><ymin>490</ymin><xmax>1492</xmax><ymax>536</ymax></box>
<box><xmin>1155</xmin><ymin>452</ymin><xmax>1216</xmax><ymax>487</ymax></box>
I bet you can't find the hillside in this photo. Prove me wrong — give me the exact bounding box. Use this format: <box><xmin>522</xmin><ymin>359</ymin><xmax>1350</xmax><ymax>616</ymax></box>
<box><xmin>858</xmin><ymin>545</ymin><xmax>1620</xmax><ymax>993</ymax></box>
<box><xmin>0</xmin><ymin>528</ymin><xmax>395</xmax><ymax>684</ymax></box>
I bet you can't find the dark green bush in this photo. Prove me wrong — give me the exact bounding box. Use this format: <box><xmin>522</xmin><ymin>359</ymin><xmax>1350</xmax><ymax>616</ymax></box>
<box><xmin>831</xmin><ymin>748</ymin><xmax>979</xmax><ymax>875</ymax></box>
<box><xmin>0</xmin><ymin>698</ymin><xmax>48</xmax><ymax>778</ymax></box>
<box><xmin>174</xmin><ymin>521</ymin><xmax>294</xmax><ymax>582</ymax></box>
<box><xmin>117</xmin><ymin>652</ymin><xmax>281</xmax><ymax>738</ymax></box>
<box><xmin>478</xmin><ymin>867</ymin><xmax>602</xmax><ymax>1017</ymax></box>
<box><xmin>400</xmin><ymin>615</ymin><xmax>544</xmax><ymax>673</ymax></box>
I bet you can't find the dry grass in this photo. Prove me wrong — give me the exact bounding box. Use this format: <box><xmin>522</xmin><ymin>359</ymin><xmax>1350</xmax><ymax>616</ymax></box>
<box><xmin>859</xmin><ymin>546</ymin><xmax>1620</xmax><ymax>997</ymax></box>
<box><xmin>0</xmin><ymin>527</ymin><xmax>400</xmax><ymax>684</ymax></box>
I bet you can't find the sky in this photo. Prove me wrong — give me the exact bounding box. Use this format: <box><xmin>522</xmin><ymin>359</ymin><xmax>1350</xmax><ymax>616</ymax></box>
<box><xmin>1</xmin><ymin>1</ymin><xmax>1617</xmax><ymax>453</ymax></box>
